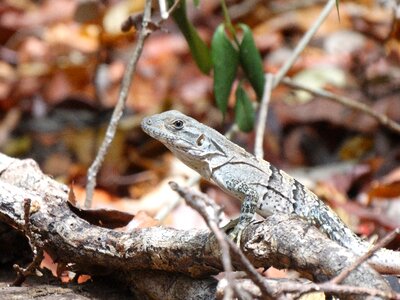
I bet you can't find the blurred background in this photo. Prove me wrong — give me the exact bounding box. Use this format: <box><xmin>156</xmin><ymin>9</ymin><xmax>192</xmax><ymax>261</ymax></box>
<box><xmin>0</xmin><ymin>0</ymin><xmax>400</xmax><ymax>253</ymax></box>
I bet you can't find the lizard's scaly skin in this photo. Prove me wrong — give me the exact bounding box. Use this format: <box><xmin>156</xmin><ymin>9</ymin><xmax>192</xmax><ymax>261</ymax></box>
<box><xmin>141</xmin><ymin>110</ymin><xmax>400</xmax><ymax>274</ymax></box>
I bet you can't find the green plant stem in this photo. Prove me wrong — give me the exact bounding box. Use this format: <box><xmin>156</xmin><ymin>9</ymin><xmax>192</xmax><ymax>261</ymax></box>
<box><xmin>220</xmin><ymin>0</ymin><xmax>240</xmax><ymax>46</ymax></box>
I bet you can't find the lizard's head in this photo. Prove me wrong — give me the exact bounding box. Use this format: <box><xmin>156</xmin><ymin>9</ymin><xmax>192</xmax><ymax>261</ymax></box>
<box><xmin>141</xmin><ymin>110</ymin><xmax>227</xmax><ymax>176</ymax></box>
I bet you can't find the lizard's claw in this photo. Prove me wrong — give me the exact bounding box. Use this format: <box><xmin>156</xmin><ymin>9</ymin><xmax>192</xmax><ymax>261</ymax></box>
<box><xmin>221</xmin><ymin>218</ymin><xmax>243</xmax><ymax>246</ymax></box>
<box><xmin>228</xmin><ymin>225</ymin><xmax>243</xmax><ymax>247</ymax></box>
<box><xmin>221</xmin><ymin>218</ymin><xmax>239</xmax><ymax>232</ymax></box>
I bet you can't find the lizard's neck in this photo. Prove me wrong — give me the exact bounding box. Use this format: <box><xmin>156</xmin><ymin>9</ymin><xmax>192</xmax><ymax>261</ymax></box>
<box><xmin>166</xmin><ymin>142</ymin><xmax>233</xmax><ymax>181</ymax></box>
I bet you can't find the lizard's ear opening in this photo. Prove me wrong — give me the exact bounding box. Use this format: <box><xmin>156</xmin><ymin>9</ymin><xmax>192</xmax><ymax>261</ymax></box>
<box><xmin>196</xmin><ymin>134</ymin><xmax>205</xmax><ymax>146</ymax></box>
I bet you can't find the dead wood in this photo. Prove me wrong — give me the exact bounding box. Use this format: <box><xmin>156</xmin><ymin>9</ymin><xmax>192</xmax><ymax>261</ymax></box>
<box><xmin>0</xmin><ymin>153</ymin><xmax>393</xmax><ymax>299</ymax></box>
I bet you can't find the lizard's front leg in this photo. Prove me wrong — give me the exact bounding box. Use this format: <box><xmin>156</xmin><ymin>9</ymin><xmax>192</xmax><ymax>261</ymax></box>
<box><xmin>225</xmin><ymin>179</ymin><xmax>259</xmax><ymax>245</ymax></box>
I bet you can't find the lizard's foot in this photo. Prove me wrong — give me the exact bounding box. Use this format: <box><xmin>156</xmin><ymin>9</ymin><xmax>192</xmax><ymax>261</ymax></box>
<box><xmin>220</xmin><ymin>218</ymin><xmax>244</xmax><ymax>246</ymax></box>
<box><xmin>228</xmin><ymin>225</ymin><xmax>244</xmax><ymax>246</ymax></box>
<box><xmin>220</xmin><ymin>218</ymin><xmax>239</xmax><ymax>232</ymax></box>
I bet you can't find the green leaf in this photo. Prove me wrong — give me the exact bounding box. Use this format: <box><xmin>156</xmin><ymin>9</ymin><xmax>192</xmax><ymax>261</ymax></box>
<box><xmin>234</xmin><ymin>85</ymin><xmax>255</xmax><ymax>132</ymax></box>
<box><xmin>238</xmin><ymin>24</ymin><xmax>265</xmax><ymax>100</ymax></box>
<box><xmin>211</xmin><ymin>24</ymin><xmax>239</xmax><ymax>115</ymax></box>
<box><xmin>193</xmin><ymin>0</ymin><xmax>200</xmax><ymax>7</ymax></box>
<box><xmin>169</xmin><ymin>0</ymin><xmax>212</xmax><ymax>74</ymax></box>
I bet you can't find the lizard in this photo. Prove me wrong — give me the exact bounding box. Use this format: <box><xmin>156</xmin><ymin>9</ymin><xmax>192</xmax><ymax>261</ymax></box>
<box><xmin>141</xmin><ymin>110</ymin><xmax>400</xmax><ymax>274</ymax></box>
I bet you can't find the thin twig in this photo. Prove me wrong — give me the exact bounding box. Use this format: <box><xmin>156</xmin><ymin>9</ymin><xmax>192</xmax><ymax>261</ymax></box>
<box><xmin>278</xmin><ymin>281</ymin><xmax>398</xmax><ymax>299</ymax></box>
<box><xmin>209</xmin><ymin>223</ymin><xmax>248</xmax><ymax>300</ymax></box>
<box><xmin>225</xmin><ymin>236</ymin><xmax>274</xmax><ymax>299</ymax></box>
<box><xmin>282</xmin><ymin>77</ymin><xmax>400</xmax><ymax>135</ymax></box>
<box><xmin>273</xmin><ymin>0</ymin><xmax>336</xmax><ymax>87</ymax></box>
<box><xmin>226</xmin><ymin>0</ymin><xmax>336</xmax><ymax>140</ymax></box>
<box><xmin>12</xmin><ymin>249</ymin><xmax>44</xmax><ymax>286</ymax></box>
<box><xmin>155</xmin><ymin>174</ymin><xmax>201</xmax><ymax>221</ymax></box>
<box><xmin>12</xmin><ymin>198</ymin><xmax>44</xmax><ymax>286</ymax></box>
<box><xmin>169</xmin><ymin>182</ymin><xmax>251</xmax><ymax>300</ymax></box>
<box><xmin>330</xmin><ymin>228</ymin><xmax>400</xmax><ymax>285</ymax></box>
<box><xmin>159</xmin><ymin>0</ymin><xmax>169</xmax><ymax>19</ymax></box>
<box><xmin>23</xmin><ymin>198</ymin><xmax>31</xmax><ymax>232</ymax></box>
<box><xmin>227</xmin><ymin>0</ymin><xmax>336</xmax><ymax>140</ymax></box>
<box><xmin>158</xmin><ymin>0</ymin><xmax>183</xmax><ymax>20</ymax></box>
<box><xmin>84</xmin><ymin>0</ymin><xmax>153</xmax><ymax>208</ymax></box>
<box><xmin>254</xmin><ymin>73</ymin><xmax>274</xmax><ymax>159</ymax></box>
<box><xmin>169</xmin><ymin>182</ymin><xmax>270</xmax><ymax>300</ymax></box>
<box><xmin>167</xmin><ymin>0</ymin><xmax>183</xmax><ymax>17</ymax></box>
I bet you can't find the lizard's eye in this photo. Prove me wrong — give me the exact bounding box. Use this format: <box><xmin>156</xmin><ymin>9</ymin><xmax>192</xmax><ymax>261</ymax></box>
<box><xmin>172</xmin><ymin>119</ymin><xmax>184</xmax><ymax>130</ymax></box>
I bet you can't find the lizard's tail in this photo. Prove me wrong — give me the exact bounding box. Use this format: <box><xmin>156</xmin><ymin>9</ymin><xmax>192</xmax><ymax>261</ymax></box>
<box><xmin>349</xmin><ymin>240</ymin><xmax>400</xmax><ymax>275</ymax></box>
<box><xmin>313</xmin><ymin>205</ymin><xmax>400</xmax><ymax>274</ymax></box>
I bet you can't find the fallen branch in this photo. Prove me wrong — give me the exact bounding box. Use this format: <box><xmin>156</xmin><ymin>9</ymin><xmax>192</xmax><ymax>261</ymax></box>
<box><xmin>0</xmin><ymin>153</ymin><xmax>394</xmax><ymax>299</ymax></box>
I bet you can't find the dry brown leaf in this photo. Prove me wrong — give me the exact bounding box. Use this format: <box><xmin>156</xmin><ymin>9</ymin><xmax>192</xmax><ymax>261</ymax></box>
<box><xmin>368</xmin><ymin>167</ymin><xmax>400</xmax><ymax>201</ymax></box>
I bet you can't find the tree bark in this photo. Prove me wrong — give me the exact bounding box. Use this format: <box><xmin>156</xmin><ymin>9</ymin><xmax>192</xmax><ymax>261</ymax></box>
<box><xmin>0</xmin><ymin>153</ymin><xmax>393</xmax><ymax>299</ymax></box>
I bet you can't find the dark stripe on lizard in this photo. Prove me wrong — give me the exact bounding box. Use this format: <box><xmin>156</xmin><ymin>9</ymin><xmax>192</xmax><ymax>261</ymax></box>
<box><xmin>262</xmin><ymin>164</ymin><xmax>290</xmax><ymax>203</ymax></box>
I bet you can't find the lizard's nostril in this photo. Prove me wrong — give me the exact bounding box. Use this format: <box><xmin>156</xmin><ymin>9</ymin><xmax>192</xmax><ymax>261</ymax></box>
<box><xmin>146</xmin><ymin>118</ymin><xmax>152</xmax><ymax>125</ymax></box>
